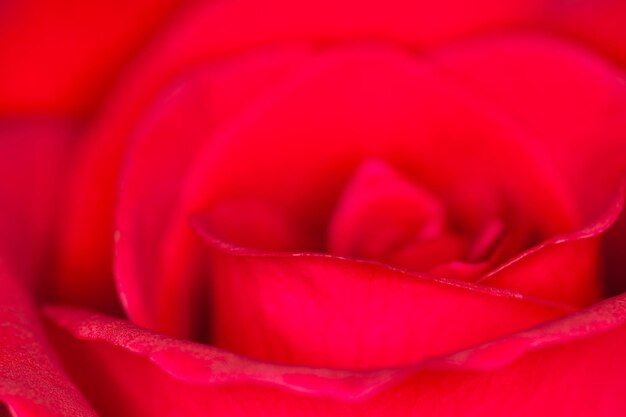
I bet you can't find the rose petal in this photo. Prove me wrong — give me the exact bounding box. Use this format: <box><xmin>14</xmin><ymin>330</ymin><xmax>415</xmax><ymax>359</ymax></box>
<box><xmin>43</xmin><ymin>293</ymin><xmax>626</xmax><ymax>416</ymax></box>
<box><xmin>150</xmin><ymin>46</ymin><xmax>577</xmax><ymax>338</ymax></box>
<box><xmin>103</xmin><ymin>0</ymin><xmax>541</xmax><ymax>135</ymax></box>
<box><xmin>327</xmin><ymin>159</ymin><xmax>467</xmax><ymax>270</ymax></box>
<box><xmin>0</xmin><ymin>0</ymin><xmax>183</xmax><ymax>115</ymax></box>
<box><xmin>113</xmin><ymin>47</ymin><xmax>313</xmax><ymax>334</ymax></box>
<box><xmin>57</xmin><ymin>47</ymin><xmax>310</xmax><ymax>319</ymax></box>
<box><xmin>478</xmin><ymin>186</ymin><xmax>624</xmax><ymax>306</ymax></box>
<box><xmin>0</xmin><ymin>122</ymin><xmax>70</xmax><ymax>296</ymax></box>
<box><xmin>57</xmin><ymin>0</ymin><xmax>546</xmax><ymax>323</ymax></box>
<box><xmin>433</xmin><ymin>34</ymin><xmax>626</xmax><ymax>220</ymax></box>
<box><xmin>134</xmin><ymin>0</ymin><xmax>538</xmax><ymax>76</ymax></box>
<box><xmin>544</xmin><ymin>0</ymin><xmax>626</xmax><ymax>69</ymax></box>
<box><xmin>432</xmin><ymin>35</ymin><xmax>626</xmax><ymax>304</ymax></box>
<box><xmin>601</xmin><ymin>191</ymin><xmax>626</xmax><ymax>296</ymax></box>
<box><xmin>194</xmin><ymin>216</ymin><xmax>570</xmax><ymax>369</ymax></box>
<box><xmin>0</xmin><ymin>269</ymin><xmax>97</xmax><ymax>417</ymax></box>
<box><xmin>328</xmin><ymin>163</ymin><xmax>516</xmax><ymax>276</ymax></box>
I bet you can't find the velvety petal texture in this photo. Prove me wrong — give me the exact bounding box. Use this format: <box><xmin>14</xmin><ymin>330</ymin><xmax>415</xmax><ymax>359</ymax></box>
<box><xmin>194</xmin><ymin>220</ymin><xmax>572</xmax><ymax>369</ymax></box>
<box><xmin>0</xmin><ymin>270</ymin><xmax>96</xmax><ymax>417</ymax></box>
<box><xmin>43</xmin><ymin>292</ymin><xmax>626</xmax><ymax>416</ymax></box>
<box><xmin>2</xmin><ymin>0</ymin><xmax>626</xmax><ymax>416</ymax></box>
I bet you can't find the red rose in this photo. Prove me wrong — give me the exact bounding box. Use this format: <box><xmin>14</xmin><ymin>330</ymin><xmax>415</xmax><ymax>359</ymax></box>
<box><xmin>1</xmin><ymin>1</ymin><xmax>626</xmax><ymax>416</ymax></box>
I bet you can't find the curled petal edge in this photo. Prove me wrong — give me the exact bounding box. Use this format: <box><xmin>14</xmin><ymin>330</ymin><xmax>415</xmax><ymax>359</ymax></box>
<box><xmin>478</xmin><ymin>180</ymin><xmax>625</xmax><ymax>283</ymax></box>
<box><xmin>44</xmin><ymin>285</ymin><xmax>626</xmax><ymax>402</ymax></box>
<box><xmin>191</xmin><ymin>180</ymin><xmax>625</xmax><ymax>309</ymax></box>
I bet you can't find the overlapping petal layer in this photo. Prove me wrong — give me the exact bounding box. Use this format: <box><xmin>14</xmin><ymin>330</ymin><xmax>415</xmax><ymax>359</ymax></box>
<box><xmin>3</xmin><ymin>2</ymin><xmax>624</xmax><ymax>415</ymax></box>
<box><xmin>0</xmin><ymin>271</ymin><xmax>96</xmax><ymax>417</ymax></box>
<box><xmin>195</xmin><ymin>219</ymin><xmax>571</xmax><ymax>369</ymax></box>
<box><xmin>0</xmin><ymin>123</ymin><xmax>70</xmax><ymax>296</ymax></box>
<box><xmin>543</xmin><ymin>0</ymin><xmax>626</xmax><ymax>69</ymax></box>
<box><xmin>0</xmin><ymin>0</ymin><xmax>183</xmax><ymax>115</ymax></box>
<box><xmin>327</xmin><ymin>160</ymin><xmax>469</xmax><ymax>272</ymax></box>
<box><xmin>43</xmin><ymin>292</ymin><xmax>626</xmax><ymax>416</ymax></box>
<box><xmin>128</xmin><ymin>46</ymin><xmax>578</xmax><ymax>337</ymax></box>
<box><xmin>59</xmin><ymin>47</ymin><xmax>310</xmax><ymax>315</ymax></box>
<box><xmin>432</xmin><ymin>35</ymin><xmax>626</xmax><ymax>220</ymax></box>
<box><xmin>115</xmin><ymin>47</ymin><xmax>313</xmax><ymax>335</ymax></box>
<box><xmin>56</xmin><ymin>0</ymin><xmax>546</xmax><ymax>321</ymax></box>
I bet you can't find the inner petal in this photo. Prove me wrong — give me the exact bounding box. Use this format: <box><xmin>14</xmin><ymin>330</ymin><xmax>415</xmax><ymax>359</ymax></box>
<box><xmin>327</xmin><ymin>159</ymin><xmax>468</xmax><ymax>271</ymax></box>
<box><xmin>200</xmin><ymin>199</ymin><xmax>320</xmax><ymax>253</ymax></box>
<box><xmin>148</xmin><ymin>46</ymin><xmax>580</xmax><ymax>338</ymax></box>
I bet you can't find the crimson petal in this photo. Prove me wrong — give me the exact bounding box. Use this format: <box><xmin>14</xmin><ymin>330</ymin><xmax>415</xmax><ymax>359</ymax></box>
<box><xmin>114</xmin><ymin>47</ymin><xmax>313</xmax><ymax>334</ymax></box>
<box><xmin>0</xmin><ymin>0</ymin><xmax>183</xmax><ymax>115</ymax></box>
<box><xmin>43</xmin><ymin>293</ymin><xmax>626</xmax><ymax>416</ymax></box>
<box><xmin>327</xmin><ymin>159</ymin><xmax>466</xmax><ymax>271</ymax></box>
<box><xmin>0</xmin><ymin>123</ymin><xmax>70</xmax><ymax>297</ymax></box>
<box><xmin>433</xmin><ymin>34</ymin><xmax>626</xmax><ymax>220</ymax></box>
<box><xmin>0</xmin><ymin>270</ymin><xmax>96</xmax><ymax>417</ymax></box>
<box><xmin>57</xmin><ymin>0</ymin><xmax>550</xmax><ymax>320</ymax></box>
<box><xmin>149</xmin><ymin>46</ymin><xmax>577</xmax><ymax>338</ymax></box>
<box><xmin>544</xmin><ymin>0</ymin><xmax>626</xmax><ymax>69</ymax></box>
<box><xmin>478</xmin><ymin>188</ymin><xmax>624</xmax><ymax>306</ymax></box>
<box><xmin>194</xmin><ymin>215</ymin><xmax>570</xmax><ymax>369</ymax></box>
<box><xmin>432</xmin><ymin>35</ymin><xmax>626</xmax><ymax>304</ymax></box>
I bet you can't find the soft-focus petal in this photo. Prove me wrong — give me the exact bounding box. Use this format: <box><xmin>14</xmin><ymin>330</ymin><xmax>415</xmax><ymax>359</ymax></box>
<box><xmin>114</xmin><ymin>47</ymin><xmax>313</xmax><ymax>332</ymax></box>
<box><xmin>0</xmin><ymin>122</ymin><xmax>71</xmax><ymax>296</ymax></box>
<box><xmin>433</xmin><ymin>34</ymin><xmax>626</xmax><ymax>220</ymax></box>
<box><xmin>0</xmin><ymin>0</ymin><xmax>185</xmax><ymax>115</ymax></box>
<box><xmin>542</xmin><ymin>0</ymin><xmax>626</xmax><ymax>69</ymax></box>
<box><xmin>58</xmin><ymin>48</ymin><xmax>310</xmax><ymax>317</ymax></box>
<box><xmin>601</xmin><ymin>190</ymin><xmax>626</xmax><ymax>296</ymax></box>
<box><xmin>57</xmin><ymin>0</ymin><xmax>548</xmax><ymax>324</ymax></box>
<box><xmin>0</xmin><ymin>269</ymin><xmax>97</xmax><ymax>417</ymax></box>
<box><xmin>129</xmin><ymin>0</ymin><xmax>540</xmax><ymax>79</ymax></box>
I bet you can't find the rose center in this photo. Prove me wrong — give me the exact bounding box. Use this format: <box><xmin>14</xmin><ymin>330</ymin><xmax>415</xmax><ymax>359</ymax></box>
<box><xmin>326</xmin><ymin>159</ymin><xmax>508</xmax><ymax>275</ymax></box>
<box><xmin>196</xmin><ymin>158</ymin><xmax>530</xmax><ymax>281</ymax></box>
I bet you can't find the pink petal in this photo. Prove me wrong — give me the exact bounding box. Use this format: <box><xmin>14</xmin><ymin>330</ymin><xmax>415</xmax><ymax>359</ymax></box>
<box><xmin>0</xmin><ymin>270</ymin><xmax>97</xmax><ymax>417</ymax></box>
<box><xmin>43</xmin><ymin>293</ymin><xmax>626</xmax><ymax>416</ymax></box>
